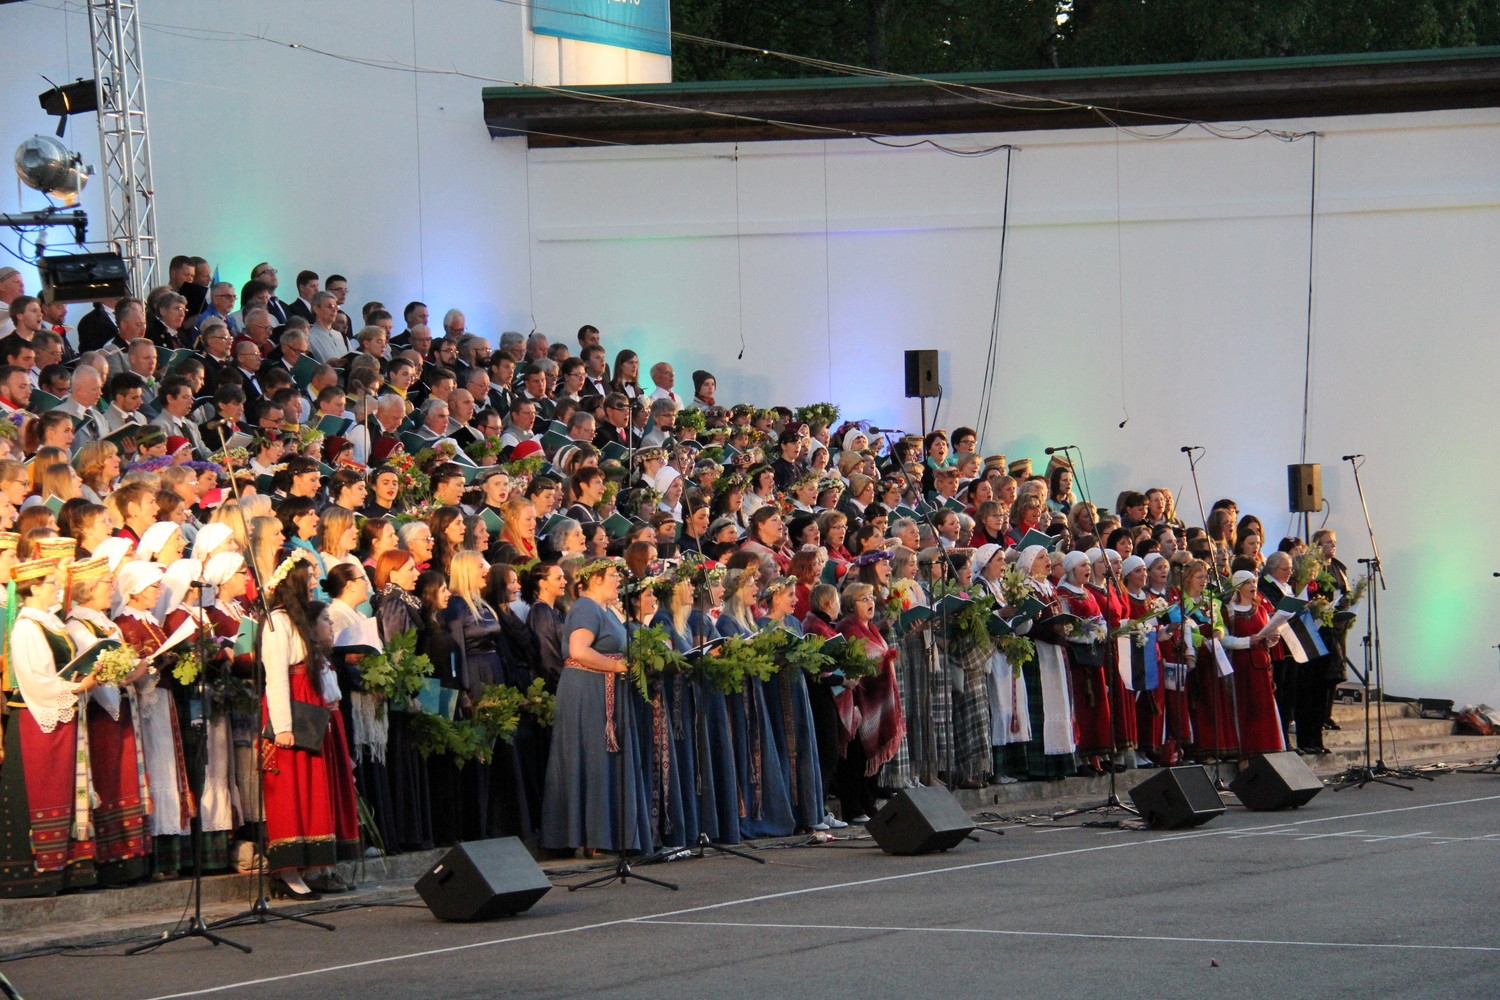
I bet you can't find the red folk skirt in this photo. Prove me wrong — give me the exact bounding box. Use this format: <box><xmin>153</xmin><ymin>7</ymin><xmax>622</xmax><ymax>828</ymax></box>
<box><xmin>1187</xmin><ymin>645</ymin><xmax>1239</xmax><ymax>760</ymax></box>
<box><xmin>86</xmin><ymin>699</ymin><xmax>151</xmax><ymax>883</ymax></box>
<box><xmin>0</xmin><ymin>706</ymin><xmax>96</xmax><ymax>897</ymax></box>
<box><xmin>260</xmin><ymin>665</ymin><xmax>361</xmax><ymax>873</ymax></box>
<box><xmin>1231</xmin><ymin>650</ymin><xmax>1285</xmax><ymax>754</ymax></box>
<box><xmin>1066</xmin><ymin>649</ymin><xmax>1114</xmax><ymax>756</ymax></box>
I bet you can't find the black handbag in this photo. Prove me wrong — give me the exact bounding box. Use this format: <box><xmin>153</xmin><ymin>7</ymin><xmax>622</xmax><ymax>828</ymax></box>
<box><xmin>261</xmin><ymin>699</ymin><xmax>330</xmax><ymax>753</ymax></box>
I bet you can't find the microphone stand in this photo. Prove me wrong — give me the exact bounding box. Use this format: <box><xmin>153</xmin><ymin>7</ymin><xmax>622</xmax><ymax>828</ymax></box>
<box><xmin>128</xmin><ymin>587</ymin><xmax>251</xmax><ymax>955</ymax></box>
<box><xmin>1049</xmin><ymin>446</ymin><xmax>1138</xmax><ymax>823</ymax></box>
<box><xmin>208</xmin><ymin>451</ymin><xmax>336</xmax><ymax>932</ymax></box>
<box><xmin>1332</xmin><ymin>455</ymin><xmax>1423</xmax><ymax>790</ymax></box>
<box><xmin>1181</xmin><ymin>447</ymin><xmax>1224</xmax><ymax>590</ymax></box>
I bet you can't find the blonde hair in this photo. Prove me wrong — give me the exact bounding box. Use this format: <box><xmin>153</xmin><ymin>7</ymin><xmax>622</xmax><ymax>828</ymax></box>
<box><xmin>248</xmin><ymin>515</ymin><xmax>283</xmax><ymax>583</ymax></box>
<box><xmin>74</xmin><ymin>440</ymin><xmax>119</xmax><ymax>493</ymax></box>
<box><xmin>840</xmin><ymin>581</ymin><xmax>873</xmax><ymax>609</ymax></box>
<box><xmin>448</xmin><ymin>550</ymin><xmax>495</xmax><ymax>621</ymax></box>
<box><xmin>210</xmin><ymin>500</ymin><xmax>251</xmax><ymax>552</ymax></box>
<box><xmin>720</xmin><ymin>567</ymin><xmax>760</xmax><ymax>632</ymax></box>
<box><xmin>29</xmin><ymin>447</ymin><xmax>67</xmax><ymax>493</ymax></box>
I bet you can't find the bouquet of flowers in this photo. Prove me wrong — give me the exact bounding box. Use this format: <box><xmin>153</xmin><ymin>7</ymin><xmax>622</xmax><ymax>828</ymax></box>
<box><xmin>358</xmin><ymin>629</ymin><xmax>434</xmax><ymax>718</ymax></box>
<box><xmin>171</xmin><ymin>649</ymin><xmax>202</xmax><ymax>687</ymax></box>
<box><xmin>395</xmin><ymin>500</ymin><xmax>439</xmax><ymax>526</ymax></box>
<box><xmin>995</xmin><ymin>635</ymin><xmax>1036</xmax><ymax>674</ymax></box>
<box><xmin>211</xmin><ymin>446</ymin><xmax>249</xmax><ymax>469</ymax></box>
<box><xmin>387</xmin><ymin>451</ymin><xmax>430</xmax><ymax>509</ymax></box>
<box><xmin>1110</xmin><ymin>597</ymin><xmax>1172</xmax><ymax>645</ymax></box>
<box><xmin>91</xmin><ymin>644</ymin><xmax>140</xmax><ymax>687</ymax></box>
<box><xmin>998</xmin><ymin>563</ymin><xmax>1031</xmax><ymax>609</ymax></box>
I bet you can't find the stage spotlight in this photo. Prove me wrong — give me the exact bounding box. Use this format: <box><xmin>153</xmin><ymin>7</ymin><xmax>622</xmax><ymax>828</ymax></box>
<box><xmin>39</xmin><ymin>79</ymin><xmax>99</xmax><ymax>119</ymax></box>
<box><xmin>15</xmin><ymin>134</ymin><xmax>88</xmax><ymax>207</ymax></box>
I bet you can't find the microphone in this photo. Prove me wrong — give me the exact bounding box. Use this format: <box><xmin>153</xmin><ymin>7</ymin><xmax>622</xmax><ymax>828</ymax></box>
<box><xmin>1044</xmin><ymin>445</ymin><xmax>1076</xmax><ymax>455</ymax></box>
<box><xmin>1341</xmin><ymin>454</ymin><xmax>1363</xmax><ymax>461</ymax></box>
<box><xmin>1493</xmin><ymin>572</ymin><xmax>1500</xmax><ymax>578</ymax></box>
<box><xmin>866</xmin><ymin>426</ymin><xmax>904</xmax><ymax>434</ymax></box>
<box><xmin>1180</xmin><ymin>445</ymin><xmax>1203</xmax><ymax>453</ymax></box>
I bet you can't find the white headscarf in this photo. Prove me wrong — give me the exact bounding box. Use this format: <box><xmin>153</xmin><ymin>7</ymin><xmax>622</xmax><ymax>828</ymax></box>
<box><xmin>968</xmin><ymin>543</ymin><xmax>1003</xmax><ymax>584</ymax></box>
<box><xmin>191</xmin><ymin>522</ymin><xmax>234</xmax><ymax>562</ymax></box>
<box><xmin>1017</xmin><ymin>544</ymin><xmax>1049</xmax><ymax>577</ymax></box>
<box><xmin>136</xmin><ymin>521</ymin><xmax>180</xmax><ymax>563</ymax></box>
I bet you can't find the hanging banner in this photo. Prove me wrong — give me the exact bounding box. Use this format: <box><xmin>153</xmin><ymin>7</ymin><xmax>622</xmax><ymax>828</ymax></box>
<box><xmin>532</xmin><ymin>0</ymin><xmax>672</xmax><ymax>57</ymax></box>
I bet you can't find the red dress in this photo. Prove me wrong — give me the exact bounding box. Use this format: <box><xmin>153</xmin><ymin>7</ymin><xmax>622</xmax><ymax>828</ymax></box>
<box><xmin>1057</xmin><ymin>584</ymin><xmax>1113</xmax><ymax>756</ymax></box>
<box><xmin>259</xmin><ymin>610</ymin><xmax>360</xmax><ymax>872</ymax></box>
<box><xmin>835</xmin><ymin>615</ymin><xmax>904</xmax><ymax>777</ymax></box>
<box><xmin>1181</xmin><ymin>599</ymin><xmax>1239</xmax><ymax>761</ymax></box>
<box><xmin>1227</xmin><ymin>598</ymin><xmax>1285</xmax><ymax>754</ymax></box>
<box><xmin>1148</xmin><ymin>589</ymin><xmax>1196</xmax><ymax>764</ymax></box>
<box><xmin>1090</xmin><ymin>582</ymin><xmax>1138</xmax><ymax>751</ymax></box>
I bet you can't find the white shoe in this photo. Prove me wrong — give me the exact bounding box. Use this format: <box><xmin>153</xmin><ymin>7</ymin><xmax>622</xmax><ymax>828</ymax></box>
<box><xmin>811</xmin><ymin>821</ymin><xmax>831</xmax><ymax>831</ymax></box>
<box><xmin>850</xmin><ymin>814</ymin><xmax>871</xmax><ymax>824</ymax></box>
<box><xmin>823</xmin><ymin>812</ymin><xmax>849</xmax><ymax>829</ymax></box>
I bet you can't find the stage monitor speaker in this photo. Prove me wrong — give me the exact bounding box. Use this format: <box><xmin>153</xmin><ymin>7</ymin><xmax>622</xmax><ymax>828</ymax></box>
<box><xmin>904</xmin><ymin>350</ymin><xmax>940</xmax><ymax>399</ymax></box>
<box><xmin>415</xmin><ymin>837</ymin><xmax>551</xmax><ymax>921</ymax></box>
<box><xmin>1229</xmin><ymin>752</ymin><xmax>1324</xmax><ymax>810</ymax></box>
<box><xmin>1128</xmin><ymin>766</ymin><xmax>1225</xmax><ymax>829</ymax></box>
<box><xmin>866</xmin><ymin>785</ymin><xmax>974</xmax><ymax>854</ymax></box>
<box><xmin>1287</xmin><ymin>463</ymin><xmax>1322</xmax><ymax>514</ymax></box>
<box><xmin>37</xmin><ymin>252</ymin><xmax>129</xmax><ymax>303</ymax></box>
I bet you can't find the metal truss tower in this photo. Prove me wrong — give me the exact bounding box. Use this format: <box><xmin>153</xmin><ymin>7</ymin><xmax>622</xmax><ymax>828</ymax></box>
<box><xmin>87</xmin><ymin>0</ymin><xmax>158</xmax><ymax>294</ymax></box>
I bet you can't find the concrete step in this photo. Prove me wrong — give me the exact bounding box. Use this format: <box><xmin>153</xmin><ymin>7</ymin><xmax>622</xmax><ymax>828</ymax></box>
<box><xmin>1322</xmin><ymin>716</ymin><xmax>1456</xmax><ymax>747</ymax></box>
<box><xmin>1319</xmin><ymin>735</ymin><xmax>1500</xmax><ymax>772</ymax></box>
<box><xmin>1330</xmin><ymin>700</ymin><xmax>1422</xmax><ymax>723</ymax></box>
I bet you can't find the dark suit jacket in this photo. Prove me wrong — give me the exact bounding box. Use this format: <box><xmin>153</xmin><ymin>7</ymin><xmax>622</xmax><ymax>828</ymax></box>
<box><xmin>284</xmin><ymin>298</ymin><xmax>314</xmax><ymax>324</ymax></box>
<box><xmin>77</xmin><ymin>305</ymin><xmax>118</xmax><ymax>353</ymax></box>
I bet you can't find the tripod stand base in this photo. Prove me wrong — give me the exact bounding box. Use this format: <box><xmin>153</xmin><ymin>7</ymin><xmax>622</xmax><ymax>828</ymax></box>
<box><xmin>126</xmin><ymin>916</ymin><xmax>252</xmax><ymax>955</ymax></box>
<box><xmin>568</xmin><ymin>855</ymin><xmax>679</xmax><ymax>891</ymax></box>
<box><xmin>1051</xmin><ymin>793</ymin><xmax>1140</xmax><ymax>821</ymax></box>
<box><xmin>209</xmin><ymin>895</ymin><xmax>336</xmax><ymax>932</ymax></box>
<box><xmin>1331</xmin><ymin>766</ymin><xmax>1413</xmax><ymax>792</ymax></box>
<box><xmin>693</xmin><ymin>832</ymin><xmax>766</xmax><ymax>864</ymax></box>
<box><xmin>1457</xmin><ymin>756</ymin><xmax>1500</xmax><ymax>774</ymax></box>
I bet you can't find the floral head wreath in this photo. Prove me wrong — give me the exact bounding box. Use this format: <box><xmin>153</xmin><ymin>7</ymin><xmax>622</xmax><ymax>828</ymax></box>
<box><xmin>575</xmin><ymin>557</ymin><xmax>624</xmax><ymax>585</ymax></box>
<box><xmin>266</xmin><ymin>548</ymin><xmax>316</xmax><ymax>592</ymax></box>
<box><xmin>853</xmin><ymin>548</ymin><xmax>895</xmax><ymax>567</ymax></box>
<box><xmin>622</xmin><ymin>573</ymin><xmax>663</xmax><ymax>598</ymax></box>
<box><xmin>761</xmin><ymin>575</ymin><xmax>798</xmax><ymax>597</ymax></box>
<box><xmin>788</xmin><ymin>470</ymin><xmax>821</xmax><ymax>493</ymax></box>
<box><xmin>713</xmin><ymin>472</ymin><xmax>748</xmax><ymax>495</ymax></box>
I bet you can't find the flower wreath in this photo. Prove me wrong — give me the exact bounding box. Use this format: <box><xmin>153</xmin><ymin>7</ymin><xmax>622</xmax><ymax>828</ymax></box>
<box><xmin>575</xmin><ymin>556</ymin><xmax>625</xmax><ymax>585</ymax></box>
<box><xmin>266</xmin><ymin>548</ymin><xmax>316</xmax><ymax>593</ymax></box>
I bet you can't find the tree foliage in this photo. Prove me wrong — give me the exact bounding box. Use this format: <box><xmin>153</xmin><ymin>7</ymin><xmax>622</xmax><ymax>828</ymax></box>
<box><xmin>669</xmin><ymin>0</ymin><xmax>1500</xmax><ymax>81</ymax></box>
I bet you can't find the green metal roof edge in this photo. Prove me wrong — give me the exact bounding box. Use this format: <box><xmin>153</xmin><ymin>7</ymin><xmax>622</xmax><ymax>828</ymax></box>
<box><xmin>483</xmin><ymin>44</ymin><xmax>1500</xmax><ymax>100</ymax></box>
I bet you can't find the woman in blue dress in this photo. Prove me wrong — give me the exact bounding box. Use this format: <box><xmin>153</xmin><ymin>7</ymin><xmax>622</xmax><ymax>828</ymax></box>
<box><xmin>757</xmin><ymin>575</ymin><xmax>827</xmax><ymax>832</ymax></box>
<box><xmin>685</xmin><ymin>560</ymin><xmax>742</xmax><ymax>844</ymax></box>
<box><xmin>649</xmin><ymin>563</ymin><xmax>706</xmax><ymax>847</ymax></box>
<box><xmin>717</xmin><ymin>568</ymin><xmax>794</xmax><ymax>839</ymax></box>
<box><xmin>541</xmin><ymin>558</ymin><xmax>653</xmax><ymax>855</ymax></box>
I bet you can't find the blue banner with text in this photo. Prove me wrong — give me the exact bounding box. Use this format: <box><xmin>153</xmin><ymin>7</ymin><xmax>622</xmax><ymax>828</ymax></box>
<box><xmin>532</xmin><ymin>0</ymin><xmax>672</xmax><ymax>57</ymax></box>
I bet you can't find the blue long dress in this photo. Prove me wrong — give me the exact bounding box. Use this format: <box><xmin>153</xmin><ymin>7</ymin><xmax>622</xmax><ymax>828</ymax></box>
<box><xmin>689</xmin><ymin>609</ymin><xmax>743</xmax><ymax>844</ymax></box>
<box><xmin>717</xmin><ymin>614</ymin><xmax>795</xmax><ymax>839</ymax></box>
<box><xmin>758</xmin><ymin>615</ymin><xmax>826</xmax><ymax>831</ymax></box>
<box><xmin>649</xmin><ymin>611</ymin><xmax>702</xmax><ymax>847</ymax></box>
<box><xmin>541</xmin><ymin>598</ymin><xmax>654</xmax><ymax>852</ymax></box>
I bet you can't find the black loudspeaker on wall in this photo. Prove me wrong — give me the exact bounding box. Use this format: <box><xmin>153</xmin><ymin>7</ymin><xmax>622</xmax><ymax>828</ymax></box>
<box><xmin>1287</xmin><ymin>463</ymin><xmax>1322</xmax><ymax>514</ymax></box>
<box><xmin>904</xmin><ymin>350</ymin><xmax>940</xmax><ymax>399</ymax></box>
<box><xmin>866</xmin><ymin>785</ymin><xmax>975</xmax><ymax>854</ymax></box>
<box><xmin>1229</xmin><ymin>752</ymin><xmax>1324</xmax><ymax>810</ymax></box>
<box><xmin>415</xmin><ymin>837</ymin><xmax>552</xmax><ymax>921</ymax></box>
<box><xmin>1128</xmin><ymin>766</ymin><xmax>1225</xmax><ymax>829</ymax></box>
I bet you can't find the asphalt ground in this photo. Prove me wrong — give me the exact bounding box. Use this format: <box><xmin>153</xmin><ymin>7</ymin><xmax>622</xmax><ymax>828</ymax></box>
<box><xmin>6</xmin><ymin>772</ymin><xmax>1500</xmax><ymax>1000</ymax></box>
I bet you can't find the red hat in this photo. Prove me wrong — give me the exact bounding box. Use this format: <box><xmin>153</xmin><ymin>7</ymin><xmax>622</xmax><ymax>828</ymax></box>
<box><xmin>166</xmin><ymin>435</ymin><xmax>191</xmax><ymax>455</ymax></box>
<box><xmin>371</xmin><ymin>437</ymin><xmax>401</xmax><ymax>465</ymax></box>
<box><xmin>322</xmin><ymin>436</ymin><xmax>351</xmax><ymax>464</ymax></box>
<box><xmin>509</xmin><ymin>439</ymin><xmax>544</xmax><ymax>462</ymax></box>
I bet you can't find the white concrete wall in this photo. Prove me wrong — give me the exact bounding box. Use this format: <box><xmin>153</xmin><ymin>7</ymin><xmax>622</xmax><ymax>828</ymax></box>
<box><xmin>524</xmin><ymin>110</ymin><xmax>1500</xmax><ymax>706</ymax></box>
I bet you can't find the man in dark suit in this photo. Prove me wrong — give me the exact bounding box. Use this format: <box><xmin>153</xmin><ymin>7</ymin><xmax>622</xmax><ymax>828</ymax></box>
<box><xmin>592</xmin><ymin>391</ymin><xmax>638</xmax><ymax>451</ymax></box>
<box><xmin>250</xmin><ymin>263</ymin><xmax>288</xmax><ymax>324</ymax></box>
<box><xmin>76</xmin><ymin>298</ymin><xmax>121</xmax><ymax>353</ymax></box>
<box><xmin>283</xmin><ymin>270</ymin><xmax>319</xmax><ymax>324</ymax></box>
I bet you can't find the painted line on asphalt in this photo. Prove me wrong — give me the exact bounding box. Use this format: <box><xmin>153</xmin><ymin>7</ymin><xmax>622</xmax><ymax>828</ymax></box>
<box><xmin>135</xmin><ymin>791</ymin><xmax>1500</xmax><ymax>999</ymax></box>
<box><xmin>637</xmin><ymin>918</ymin><xmax>1500</xmax><ymax>953</ymax></box>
